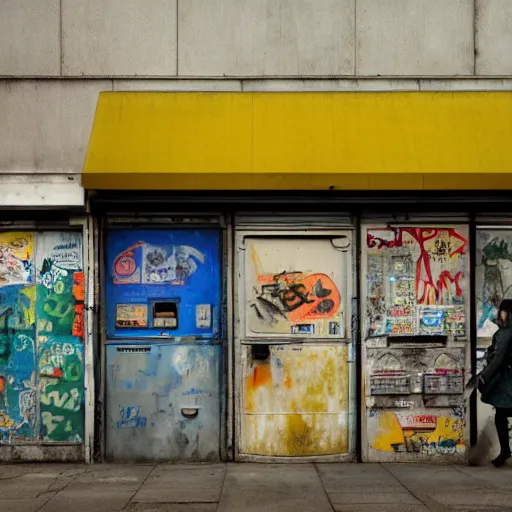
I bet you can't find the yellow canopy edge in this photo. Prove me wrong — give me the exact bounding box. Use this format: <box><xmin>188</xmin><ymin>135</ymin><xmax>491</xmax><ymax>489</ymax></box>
<box><xmin>82</xmin><ymin>91</ymin><xmax>512</xmax><ymax>191</ymax></box>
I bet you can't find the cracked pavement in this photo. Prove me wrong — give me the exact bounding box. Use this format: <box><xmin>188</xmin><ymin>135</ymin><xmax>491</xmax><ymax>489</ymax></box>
<box><xmin>1</xmin><ymin>462</ymin><xmax>512</xmax><ymax>511</ymax></box>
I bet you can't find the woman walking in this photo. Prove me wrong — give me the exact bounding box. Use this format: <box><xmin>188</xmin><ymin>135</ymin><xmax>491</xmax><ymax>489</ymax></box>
<box><xmin>479</xmin><ymin>299</ymin><xmax>512</xmax><ymax>467</ymax></box>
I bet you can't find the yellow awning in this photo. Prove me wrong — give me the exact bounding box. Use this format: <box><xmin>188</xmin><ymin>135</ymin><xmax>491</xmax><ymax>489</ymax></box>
<box><xmin>82</xmin><ymin>91</ymin><xmax>512</xmax><ymax>191</ymax></box>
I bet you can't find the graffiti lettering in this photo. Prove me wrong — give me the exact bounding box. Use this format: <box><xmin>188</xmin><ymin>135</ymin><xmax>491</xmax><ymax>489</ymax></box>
<box><xmin>252</xmin><ymin>271</ymin><xmax>341</xmax><ymax>327</ymax></box>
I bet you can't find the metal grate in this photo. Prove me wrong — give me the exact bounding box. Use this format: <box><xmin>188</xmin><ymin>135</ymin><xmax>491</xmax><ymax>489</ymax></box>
<box><xmin>116</xmin><ymin>346</ymin><xmax>151</xmax><ymax>353</ymax></box>
<box><xmin>423</xmin><ymin>370</ymin><xmax>464</xmax><ymax>394</ymax></box>
<box><xmin>370</xmin><ymin>371</ymin><xmax>411</xmax><ymax>395</ymax></box>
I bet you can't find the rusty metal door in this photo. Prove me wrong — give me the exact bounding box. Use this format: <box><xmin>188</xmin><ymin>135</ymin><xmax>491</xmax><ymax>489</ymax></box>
<box><xmin>234</xmin><ymin>222</ymin><xmax>355</xmax><ymax>460</ymax></box>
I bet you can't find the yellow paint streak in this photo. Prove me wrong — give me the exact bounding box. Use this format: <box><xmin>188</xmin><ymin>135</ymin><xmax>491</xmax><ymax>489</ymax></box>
<box><xmin>243</xmin><ymin>414</ymin><xmax>347</xmax><ymax>456</ymax></box>
<box><xmin>83</xmin><ymin>91</ymin><xmax>512</xmax><ymax>191</ymax></box>
<box><xmin>20</xmin><ymin>286</ymin><xmax>36</xmax><ymax>326</ymax></box>
<box><xmin>242</xmin><ymin>345</ymin><xmax>349</xmax><ymax>456</ymax></box>
<box><xmin>371</xmin><ymin>412</ymin><xmax>405</xmax><ymax>452</ymax></box>
<box><xmin>370</xmin><ymin>413</ymin><xmax>465</xmax><ymax>454</ymax></box>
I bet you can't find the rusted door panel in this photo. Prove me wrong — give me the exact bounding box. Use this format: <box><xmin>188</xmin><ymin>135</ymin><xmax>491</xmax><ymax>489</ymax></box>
<box><xmin>241</xmin><ymin>344</ymin><xmax>349</xmax><ymax>456</ymax></box>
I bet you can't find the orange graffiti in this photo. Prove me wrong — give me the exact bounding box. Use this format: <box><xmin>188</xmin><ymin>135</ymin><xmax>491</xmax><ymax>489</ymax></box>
<box><xmin>256</xmin><ymin>271</ymin><xmax>340</xmax><ymax>323</ymax></box>
<box><xmin>0</xmin><ymin>376</ymin><xmax>5</xmax><ymax>393</ymax></box>
<box><xmin>72</xmin><ymin>272</ymin><xmax>85</xmax><ymax>301</ymax></box>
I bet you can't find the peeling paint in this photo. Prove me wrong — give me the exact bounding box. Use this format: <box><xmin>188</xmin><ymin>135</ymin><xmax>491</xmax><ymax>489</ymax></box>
<box><xmin>241</xmin><ymin>345</ymin><xmax>349</xmax><ymax>456</ymax></box>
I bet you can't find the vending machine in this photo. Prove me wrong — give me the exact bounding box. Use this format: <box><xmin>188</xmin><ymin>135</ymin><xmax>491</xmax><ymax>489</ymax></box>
<box><xmin>104</xmin><ymin>228</ymin><xmax>222</xmax><ymax>462</ymax></box>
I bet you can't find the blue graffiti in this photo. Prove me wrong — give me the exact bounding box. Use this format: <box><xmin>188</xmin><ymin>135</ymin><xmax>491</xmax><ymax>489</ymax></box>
<box><xmin>182</xmin><ymin>388</ymin><xmax>209</xmax><ymax>396</ymax></box>
<box><xmin>116</xmin><ymin>405</ymin><xmax>147</xmax><ymax>429</ymax></box>
<box><xmin>120</xmin><ymin>379</ymin><xmax>147</xmax><ymax>392</ymax></box>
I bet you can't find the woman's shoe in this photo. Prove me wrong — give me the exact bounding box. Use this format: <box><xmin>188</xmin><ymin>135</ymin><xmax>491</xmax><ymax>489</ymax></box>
<box><xmin>491</xmin><ymin>452</ymin><xmax>511</xmax><ymax>467</ymax></box>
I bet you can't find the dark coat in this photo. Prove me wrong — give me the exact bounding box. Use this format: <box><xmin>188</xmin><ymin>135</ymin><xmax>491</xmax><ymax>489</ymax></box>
<box><xmin>480</xmin><ymin>327</ymin><xmax>512</xmax><ymax>409</ymax></box>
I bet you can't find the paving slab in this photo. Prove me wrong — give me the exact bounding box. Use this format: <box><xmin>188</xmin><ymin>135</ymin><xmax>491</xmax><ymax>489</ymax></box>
<box><xmin>383</xmin><ymin>463</ymin><xmax>491</xmax><ymax>491</ymax></box>
<box><xmin>0</xmin><ymin>498</ymin><xmax>49</xmax><ymax>512</ymax></box>
<box><xmin>0</xmin><ymin>465</ymin><xmax>85</xmax><ymax>499</ymax></box>
<box><xmin>217</xmin><ymin>463</ymin><xmax>332</xmax><ymax>512</ymax></box>
<box><xmin>333</xmin><ymin>506</ymin><xmax>429</xmax><ymax>512</ymax></box>
<box><xmin>327</xmin><ymin>491</ymin><xmax>421</xmax><ymax>505</ymax></box>
<box><xmin>39</xmin><ymin>496</ymin><xmax>132</xmax><ymax>512</ymax></box>
<box><xmin>126</xmin><ymin>505</ymin><xmax>217</xmax><ymax>512</ymax></box>
<box><xmin>132</xmin><ymin>464</ymin><xmax>225</xmax><ymax>504</ymax></box>
<box><xmin>39</xmin><ymin>464</ymin><xmax>154</xmax><ymax>512</ymax></box>
<box><xmin>316</xmin><ymin>463</ymin><xmax>404</xmax><ymax>494</ymax></box>
<box><xmin>428</xmin><ymin>489</ymin><xmax>512</xmax><ymax>508</ymax></box>
<box><xmin>456</xmin><ymin>464</ymin><xmax>512</xmax><ymax>490</ymax></box>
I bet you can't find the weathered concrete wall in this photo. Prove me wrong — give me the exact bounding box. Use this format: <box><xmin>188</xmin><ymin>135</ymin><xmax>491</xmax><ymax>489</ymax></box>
<box><xmin>0</xmin><ymin>80</ymin><xmax>111</xmax><ymax>176</ymax></box>
<box><xmin>1</xmin><ymin>0</ymin><xmax>512</xmax><ymax>77</ymax></box>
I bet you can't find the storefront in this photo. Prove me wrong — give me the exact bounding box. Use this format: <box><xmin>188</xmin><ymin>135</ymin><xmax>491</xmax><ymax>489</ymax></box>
<box><xmin>0</xmin><ymin>211</ymin><xmax>93</xmax><ymax>462</ymax></box>
<box><xmin>83</xmin><ymin>90</ymin><xmax>512</xmax><ymax>463</ymax></box>
<box><xmin>102</xmin><ymin>217</ymin><xmax>225</xmax><ymax>462</ymax></box>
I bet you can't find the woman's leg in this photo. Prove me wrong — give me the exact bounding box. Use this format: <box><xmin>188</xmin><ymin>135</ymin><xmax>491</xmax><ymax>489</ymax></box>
<box><xmin>493</xmin><ymin>408</ymin><xmax>512</xmax><ymax>466</ymax></box>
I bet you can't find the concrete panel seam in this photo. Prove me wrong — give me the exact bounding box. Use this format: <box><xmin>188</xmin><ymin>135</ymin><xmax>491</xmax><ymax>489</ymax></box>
<box><xmin>473</xmin><ymin>0</ymin><xmax>477</xmax><ymax>75</ymax></box>
<box><xmin>381</xmin><ymin>464</ymin><xmax>450</xmax><ymax>511</ymax></box>
<box><xmin>60</xmin><ymin>0</ymin><xmax>63</xmax><ymax>76</ymax></box>
<box><xmin>353</xmin><ymin>0</ymin><xmax>357</xmax><ymax>76</ymax></box>
<box><xmin>176</xmin><ymin>0</ymin><xmax>179</xmax><ymax>77</ymax></box>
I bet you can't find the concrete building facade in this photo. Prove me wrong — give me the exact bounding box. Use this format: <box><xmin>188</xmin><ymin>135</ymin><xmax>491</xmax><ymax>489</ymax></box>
<box><xmin>1</xmin><ymin>0</ymin><xmax>512</xmax><ymax>463</ymax></box>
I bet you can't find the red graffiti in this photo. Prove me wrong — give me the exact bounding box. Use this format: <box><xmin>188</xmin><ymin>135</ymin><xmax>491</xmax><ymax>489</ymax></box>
<box><xmin>72</xmin><ymin>272</ymin><xmax>85</xmax><ymax>338</ymax></box>
<box><xmin>72</xmin><ymin>304</ymin><xmax>84</xmax><ymax>338</ymax></box>
<box><xmin>113</xmin><ymin>242</ymin><xmax>143</xmax><ymax>281</ymax></box>
<box><xmin>368</xmin><ymin>227</ymin><xmax>467</xmax><ymax>305</ymax></box>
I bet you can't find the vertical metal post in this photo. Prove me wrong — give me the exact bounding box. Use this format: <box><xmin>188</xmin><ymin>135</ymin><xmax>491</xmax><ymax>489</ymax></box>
<box><xmin>96</xmin><ymin>215</ymin><xmax>106</xmax><ymax>461</ymax></box>
<box><xmin>469</xmin><ymin>213</ymin><xmax>477</xmax><ymax>448</ymax></box>
<box><xmin>226</xmin><ymin>213</ymin><xmax>235</xmax><ymax>461</ymax></box>
<box><xmin>355</xmin><ymin>213</ymin><xmax>362</xmax><ymax>462</ymax></box>
<box><xmin>83</xmin><ymin>214</ymin><xmax>96</xmax><ymax>463</ymax></box>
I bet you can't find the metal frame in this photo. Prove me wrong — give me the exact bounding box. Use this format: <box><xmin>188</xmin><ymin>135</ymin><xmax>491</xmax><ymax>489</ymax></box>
<box><xmin>359</xmin><ymin>218</ymin><xmax>471</xmax><ymax>463</ymax></box>
<box><xmin>96</xmin><ymin>213</ymin><xmax>228</xmax><ymax>462</ymax></box>
<box><xmin>0</xmin><ymin>217</ymin><xmax>93</xmax><ymax>462</ymax></box>
<box><xmin>233</xmin><ymin>220</ymin><xmax>357</xmax><ymax>463</ymax></box>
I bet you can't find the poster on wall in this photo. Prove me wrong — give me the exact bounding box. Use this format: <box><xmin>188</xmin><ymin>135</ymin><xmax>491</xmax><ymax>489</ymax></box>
<box><xmin>244</xmin><ymin>236</ymin><xmax>350</xmax><ymax>338</ymax></box>
<box><xmin>476</xmin><ymin>229</ymin><xmax>512</xmax><ymax>339</ymax></box>
<box><xmin>365</xmin><ymin>226</ymin><xmax>469</xmax><ymax>339</ymax></box>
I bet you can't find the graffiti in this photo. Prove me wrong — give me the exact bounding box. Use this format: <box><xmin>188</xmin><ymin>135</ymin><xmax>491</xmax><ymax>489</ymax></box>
<box><xmin>116</xmin><ymin>405</ymin><xmax>147</xmax><ymax>429</ymax></box>
<box><xmin>251</xmin><ymin>271</ymin><xmax>341</xmax><ymax>330</ymax></box>
<box><xmin>366</xmin><ymin>227</ymin><xmax>468</xmax><ymax>337</ymax></box>
<box><xmin>38</xmin><ymin>256</ymin><xmax>84</xmax><ymax>338</ymax></box>
<box><xmin>0</xmin><ymin>232</ymin><xmax>85</xmax><ymax>444</ymax></box>
<box><xmin>477</xmin><ymin>233</ymin><xmax>512</xmax><ymax>337</ymax></box>
<box><xmin>143</xmin><ymin>244</ymin><xmax>205</xmax><ymax>285</ymax></box>
<box><xmin>113</xmin><ymin>242</ymin><xmax>143</xmax><ymax>284</ymax></box>
<box><xmin>112</xmin><ymin>241</ymin><xmax>206</xmax><ymax>286</ymax></box>
<box><xmin>0</xmin><ymin>234</ymin><xmax>32</xmax><ymax>285</ymax></box>
<box><xmin>182</xmin><ymin>387</ymin><xmax>210</xmax><ymax>396</ymax></box>
<box><xmin>369</xmin><ymin>410</ymin><xmax>465</xmax><ymax>455</ymax></box>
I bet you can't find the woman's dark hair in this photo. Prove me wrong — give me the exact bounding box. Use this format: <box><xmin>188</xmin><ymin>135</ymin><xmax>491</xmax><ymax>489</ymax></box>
<box><xmin>498</xmin><ymin>299</ymin><xmax>512</xmax><ymax>327</ymax></box>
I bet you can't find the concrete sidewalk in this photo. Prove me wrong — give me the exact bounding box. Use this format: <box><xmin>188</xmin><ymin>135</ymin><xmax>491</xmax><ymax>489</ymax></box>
<box><xmin>1</xmin><ymin>462</ymin><xmax>512</xmax><ymax>512</ymax></box>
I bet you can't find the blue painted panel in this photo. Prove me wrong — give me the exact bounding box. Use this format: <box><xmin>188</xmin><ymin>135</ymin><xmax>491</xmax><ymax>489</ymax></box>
<box><xmin>105</xmin><ymin>343</ymin><xmax>220</xmax><ymax>462</ymax></box>
<box><xmin>106</xmin><ymin>230</ymin><xmax>221</xmax><ymax>339</ymax></box>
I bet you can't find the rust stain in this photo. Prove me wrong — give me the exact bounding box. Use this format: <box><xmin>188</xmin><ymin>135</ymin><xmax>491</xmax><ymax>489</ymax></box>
<box><xmin>252</xmin><ymin>364</ymin><xmax>272</xmax><ymax>388</ymax></box>
<box><xmin>242</xmin><ymin>345</ymin><xmax>350</xmax><ymax>456</ymax></box>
